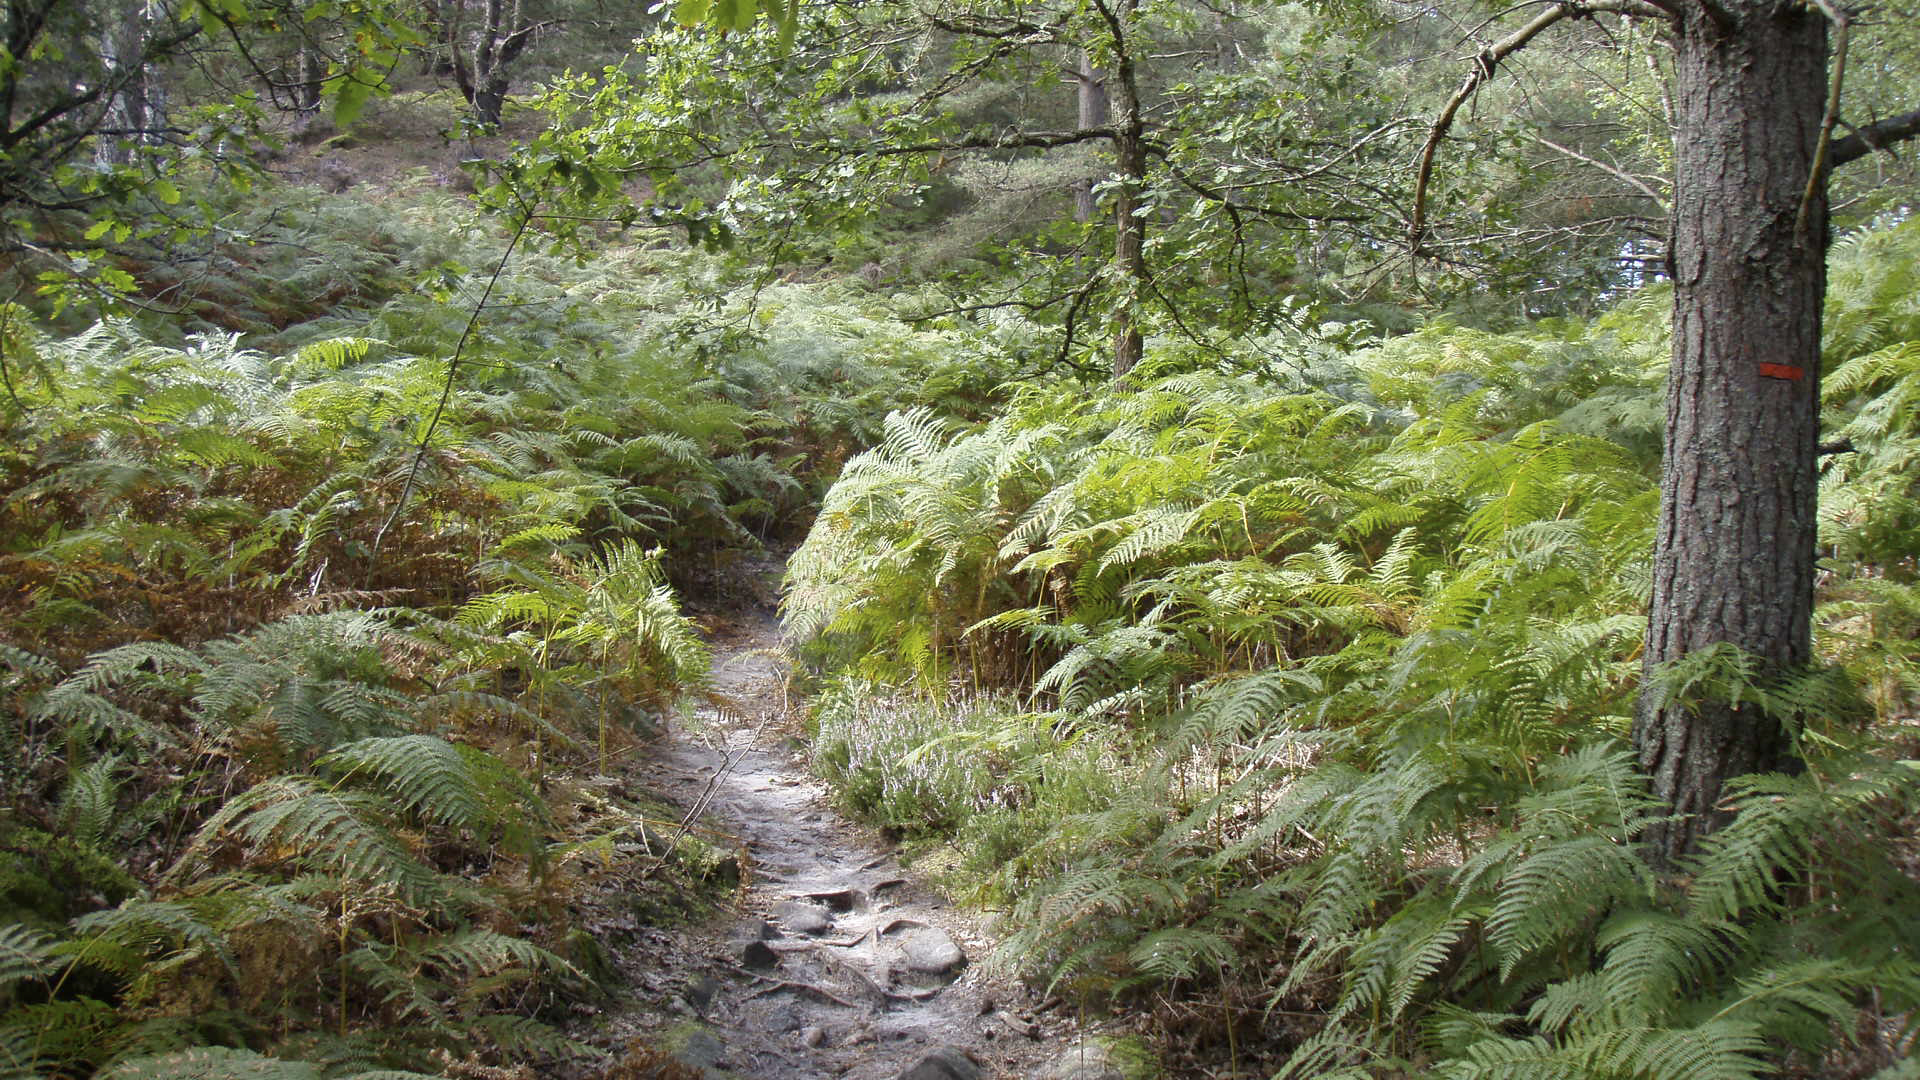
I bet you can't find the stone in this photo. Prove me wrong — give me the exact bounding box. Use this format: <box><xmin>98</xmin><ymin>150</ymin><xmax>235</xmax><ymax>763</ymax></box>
<box><xmin>807</xmin><ymin>887</ymin><xmax>865</xmax><ymax>912</ymax></box>
<box><xmin>739</xmin><ymin>939</ymin><xmax>779</xmax><ymax>969</ymax></box>
<box><xmin>902</xmin><ymin>927</ymin><xmax>966</xmax><ymax>975</ymax></box>
<box><xmin>898</xmin><ymin>1046</ymin><xmax>984</xmax><ymax>1080</ymax></box>
<box><xmin>661</xmin><ymin>1024</ymin><xmax>729</xmax><ymax>1079</ymax></box>
<box><xmin>773</xmin><ymin>900</ymin><xmax>833</xmax><ymax>935</ymax></box>
<box><xmin>995</xmin><ymin>1011</ymin><xmax>1038</xmax><ymax>1040</ymax></box>
<box><xmin>1030</xmin><ymin>1040</ymin><xmax>1127</xmax><ymax>1080</ymax></box>
<box><xmin>682</xmin><ymin>974</ymin><xmax>721</xmax><ymax>1013</ymax></box>
<box><xmin>763</xmin><ymin>1002</ymin><xmax>802</xmax><ymax>1032</ymax></box>
<box><xmin>800</xmin><ymin>1024</ymin><xmax>827</xmax><ymax>1048</ymax></box>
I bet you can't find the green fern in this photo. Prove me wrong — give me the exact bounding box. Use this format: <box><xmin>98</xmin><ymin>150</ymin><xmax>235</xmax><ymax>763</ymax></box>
<box><xmin>320</xmin><ymin>735</ymin><xmax>546</xmax><ymax>860</ymax></box>
<box><xmin>0</xmin><ymin>925</ymin><xmax>57</xmax><ymax>998</ymax></box>
<box><xmin>59</xmin><ymin>754</ymin><xmax>126</xmax><ymax>849</ymax></box>
<box><xmin>169</xmin><ymin>778</ymin><xmax>443</xmax><ymax>904</ymax></box>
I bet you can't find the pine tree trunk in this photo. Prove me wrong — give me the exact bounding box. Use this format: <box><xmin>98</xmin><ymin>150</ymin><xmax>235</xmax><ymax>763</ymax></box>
<box><xmin>1634</xmin><ymin>1</ymin><xmax>1827</xmax><ymax>866</ymax></box>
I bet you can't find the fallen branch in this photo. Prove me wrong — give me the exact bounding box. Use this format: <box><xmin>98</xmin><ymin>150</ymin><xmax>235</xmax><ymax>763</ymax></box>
<box><xmin>767</xmin><ymin>927</ymin><xmax>873</xmax><ymax>951</ymax></box>
<box><xmin>744</xmin><ymin>975</ymin><xmax>865</xmax><ymax>1010</ymax></box>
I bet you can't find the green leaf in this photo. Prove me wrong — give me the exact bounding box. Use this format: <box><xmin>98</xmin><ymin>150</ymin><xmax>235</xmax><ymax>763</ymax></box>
<box><xmin>769</xmin><ymin>0</ymin><xmax>796</xmax><ymax>49</ymax></box>
<box><xmin>96</xmin><ymin>267</ymin><xmax>136</xmax><ymax>293</ymax></box>
<box><xmin>712</xmin><ymin>0</ymin><xmax>755</xmax><ymax>32</ymax></box>
<box><xmin>332</xmin><ymin>73</ymin><xmax>376</xmax><ymax>128</ymax></box>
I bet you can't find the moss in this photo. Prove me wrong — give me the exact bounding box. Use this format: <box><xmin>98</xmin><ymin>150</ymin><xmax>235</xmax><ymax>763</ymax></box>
<box><xmin>1101</xmin><ymin>1035</ymin><xmax>1161</xmax><ymax>1080</ymax></box>
<box><xmin>654</xmin><ymin>1021</ymin><xmax>734</xmax><ymax>1078</ymax></box>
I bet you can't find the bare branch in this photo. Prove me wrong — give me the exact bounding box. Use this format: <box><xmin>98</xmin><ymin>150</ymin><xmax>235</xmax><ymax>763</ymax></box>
<box><xmin>371</xmin><ymin>211</ymin><xmax>535</xmax><ymax>564</ymax></box>
<box><xmin>1522</xmin><ymin>131</ymin><xmax>1669</xmax><ymax>208</ymax></box>
<box><xmin>850</xmin><ymin>127</ymin><xmax>1117</xmax><ymax>157</ymax></box>
<box><xmin>1407</xmin><ymin>0</ymin><xmax>1674</xmax><ymax>255</ymax></box>
<box><xmin>925</xmin><ymin>13</ymin><xmax>1066</xmax><ymax>42</ymax></box>
<box><xmin>1796</xmin><ymin>0</ymin><xmax>1848</xmax><ymax>240</ymax></box>
<box><xmin>1828</xmin><ymin>106</ymin><xmax>1920</xmax><ymax>167</ymax></box>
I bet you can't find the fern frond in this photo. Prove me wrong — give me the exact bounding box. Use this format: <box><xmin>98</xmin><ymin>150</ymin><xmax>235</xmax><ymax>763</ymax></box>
<box><xmin>66</xmin><ymin>899</ymin><xmax>232</xmax><ymax>980</ymax></box>
<box><xmin>321</xmin><ymin>735</ymin><xmax>546</xmax><ymax>842</ymax></box>
<box><xmin>60</xmin><ymin>754</ymin><xmax>125</xmax><ymax>849</ymax></box>
<box><xmin>1709</xmin><ymin>958</ymin><xmax>1914</xmax><ymax>1055</ymax></box>
<box><xmin>0</xmin><ymin>643</ymin><xmax>59</xmax><ymax>682</ymax></box>
<box><xmin>0</xmin><ymin>924</ymin><xmax>59</xmax><ymax>997</ymax></box>
<box><xmin>169</xmin><ymin>777</ymin><xmax>442</xmax><ymax>903</ymax></box>
<box><xmin>1127</xmin><ymin>926</ymin><xmax>1236</xmax><ymax>982</ymax></box>
<box><xmin>1487</xmin><ymin>835</ymin><xmax>1650</xmax><ymax>979</ymax></box>
<box><xmin>1439</xmin><ymin>1033</ymin><xmax>1585</xmax><ymax>1080</ymax></box>
<box><xmin>412</xmin><ymin>928</ymin><xmax>572</xmax><ymax>988</ymax></box>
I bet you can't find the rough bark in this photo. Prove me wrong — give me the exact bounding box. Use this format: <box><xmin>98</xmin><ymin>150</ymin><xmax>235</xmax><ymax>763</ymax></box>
<box><xmin>1634</xmin><ymin>0</ymin><xmax>1827</xmax><ymax>866</ymax></box>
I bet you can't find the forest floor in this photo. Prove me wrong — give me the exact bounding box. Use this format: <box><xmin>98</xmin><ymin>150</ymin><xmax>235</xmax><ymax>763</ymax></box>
<box><xmin>579</xmin><ymin>572</ymin><xmax>1126</xmax><ymax>1080</ymax></box>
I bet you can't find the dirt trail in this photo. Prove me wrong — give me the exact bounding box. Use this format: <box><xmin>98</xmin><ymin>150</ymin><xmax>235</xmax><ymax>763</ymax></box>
<box><xmin>607</xmin><ymin>607</ymin><xmax>1103</xmax><ymax>1080</ymax></box>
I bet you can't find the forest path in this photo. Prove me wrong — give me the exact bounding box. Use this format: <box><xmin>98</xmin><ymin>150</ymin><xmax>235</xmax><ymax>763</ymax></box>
<box><xmin>600</xmin><ymin>587</ymin><xmax>1101</xmax><ymax>1080</ymax></box>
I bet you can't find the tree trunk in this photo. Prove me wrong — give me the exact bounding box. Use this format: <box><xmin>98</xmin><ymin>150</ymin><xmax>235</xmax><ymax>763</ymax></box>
<box><xmin>473</xmin><ymin>80</ymin><xmax>507</xmax><ymax>127</ymax></box>
<box><xmin>95</xmin><ymin>4</ymin><xmax>161</xmax><ymax>167</ymax></box>
<box><xmin>1072</xmin><ymin>50</ymin><xmax>1108</xmax><ymax>222</ymax></box>
<box><xmin>290</xmin><ymin>43</ymin><xmax>323</xmax><ymax>138</ymax></box>
<box><xmin>445</xmin><ymin>0</ymin><xmax>533</xmax><ymax>128</ymax></box>
<box><xmin>1634</xmin><ymin>1</ymin><xmax>1827</xmax><ymax>866</ymax></box>
<box><xmin>295</xmin><ymin>45</ymin><xmax>323</xmax><ymax>113</ymax></box>
<box><xmin>1104</xmin><ymin>0</ymin><xmax>1146</xmax><ymax>382</ymax></box>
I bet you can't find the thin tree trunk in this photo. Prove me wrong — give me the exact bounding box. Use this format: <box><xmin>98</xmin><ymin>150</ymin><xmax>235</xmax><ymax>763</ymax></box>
<box><xmin>1634</xmin><ymin>2</ymin><xmax>1827</xmax><ymax>866</ymax></box>
<box><xmin>474</xmin><ymin>80</ymin><xmax>507</xmax><ymax>126</ymax></box>
<box><xmin>96</xmin><ymin>4</ymin><xmax>158</xmax><ymax>167</ymax></box>
<box><xmin>1072</xmin><ymin>49</ymin><xmax>1108</xmax><ymax>222</ymax></box>
<box><xmin>291</xmin><ymin>43</ymin><xmax>322</xmax><ymax>138</ymax></box>
<box><xmin>1103</xmin><ymin>0</ymin><xmax>1146</xmax><ymax>382</ymax></box>
<box><xmin>473</xmin><ymin>0</ymin><xmax>509</xmax><ymax>125</ymax></box>
<box><xmin>295</xmin><ymin>45</ymin><xmax>323</xmax><ymax>113</ymax></box>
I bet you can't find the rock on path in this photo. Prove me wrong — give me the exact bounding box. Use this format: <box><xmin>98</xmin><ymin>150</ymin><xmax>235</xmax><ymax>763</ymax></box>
<box><xmin>600</xmin><ymin>608</ymin><xmax>1103</xmax><ymax>1080</ymax></box>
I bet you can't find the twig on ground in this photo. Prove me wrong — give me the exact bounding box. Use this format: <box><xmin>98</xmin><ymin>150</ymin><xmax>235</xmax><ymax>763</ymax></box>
<box><xmin>744</xmin><ymin>974</ymin><xmax>865</xmax><ymax>1010</ymax></box>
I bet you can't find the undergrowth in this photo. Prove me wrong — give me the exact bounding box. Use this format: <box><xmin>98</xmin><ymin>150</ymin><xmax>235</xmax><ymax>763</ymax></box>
<box><xmin>785</xmin><ymin>219</ymin><xmax>1920</xmax><ymax>1078</ymax></box>
<box><xmin>0</xmin><ymin>179</ymin><xmax>1017</xmax><ymax>1078</ymax></box>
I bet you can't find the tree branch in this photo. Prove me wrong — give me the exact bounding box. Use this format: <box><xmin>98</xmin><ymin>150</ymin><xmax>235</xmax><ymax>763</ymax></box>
<box><xmin>1</xmin><ymin>23</ymin><xmax>200</xmax><ymax>151</ymax></box>
<box><xmin>1522</xmin><ymin>131</ymin><xmax>1668</xmax><ymax>209</ymax></box>
<box><xmin>925</xmin><ymin>13</ymin><xmax>1065</xmax><ymax>43</ymax></box>
<box><xmin>1408</xmin><ymin>0</ymin><xmax>1673</xmax><ymax>255</ymax></box>
<box><xmin>1828</xmin><ymin>107</ymin><xmax>1920</xmax><ymax>168</ymax></box>
<box><xmin>850</xmin><ymin>127</ymin><xmax>1116</xmax><ymax>156</ymax></box>
<box><xmin>1796</xmin><ymin>0</ymin><xmax>1849</xmax><ymax>240</ymax></box>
